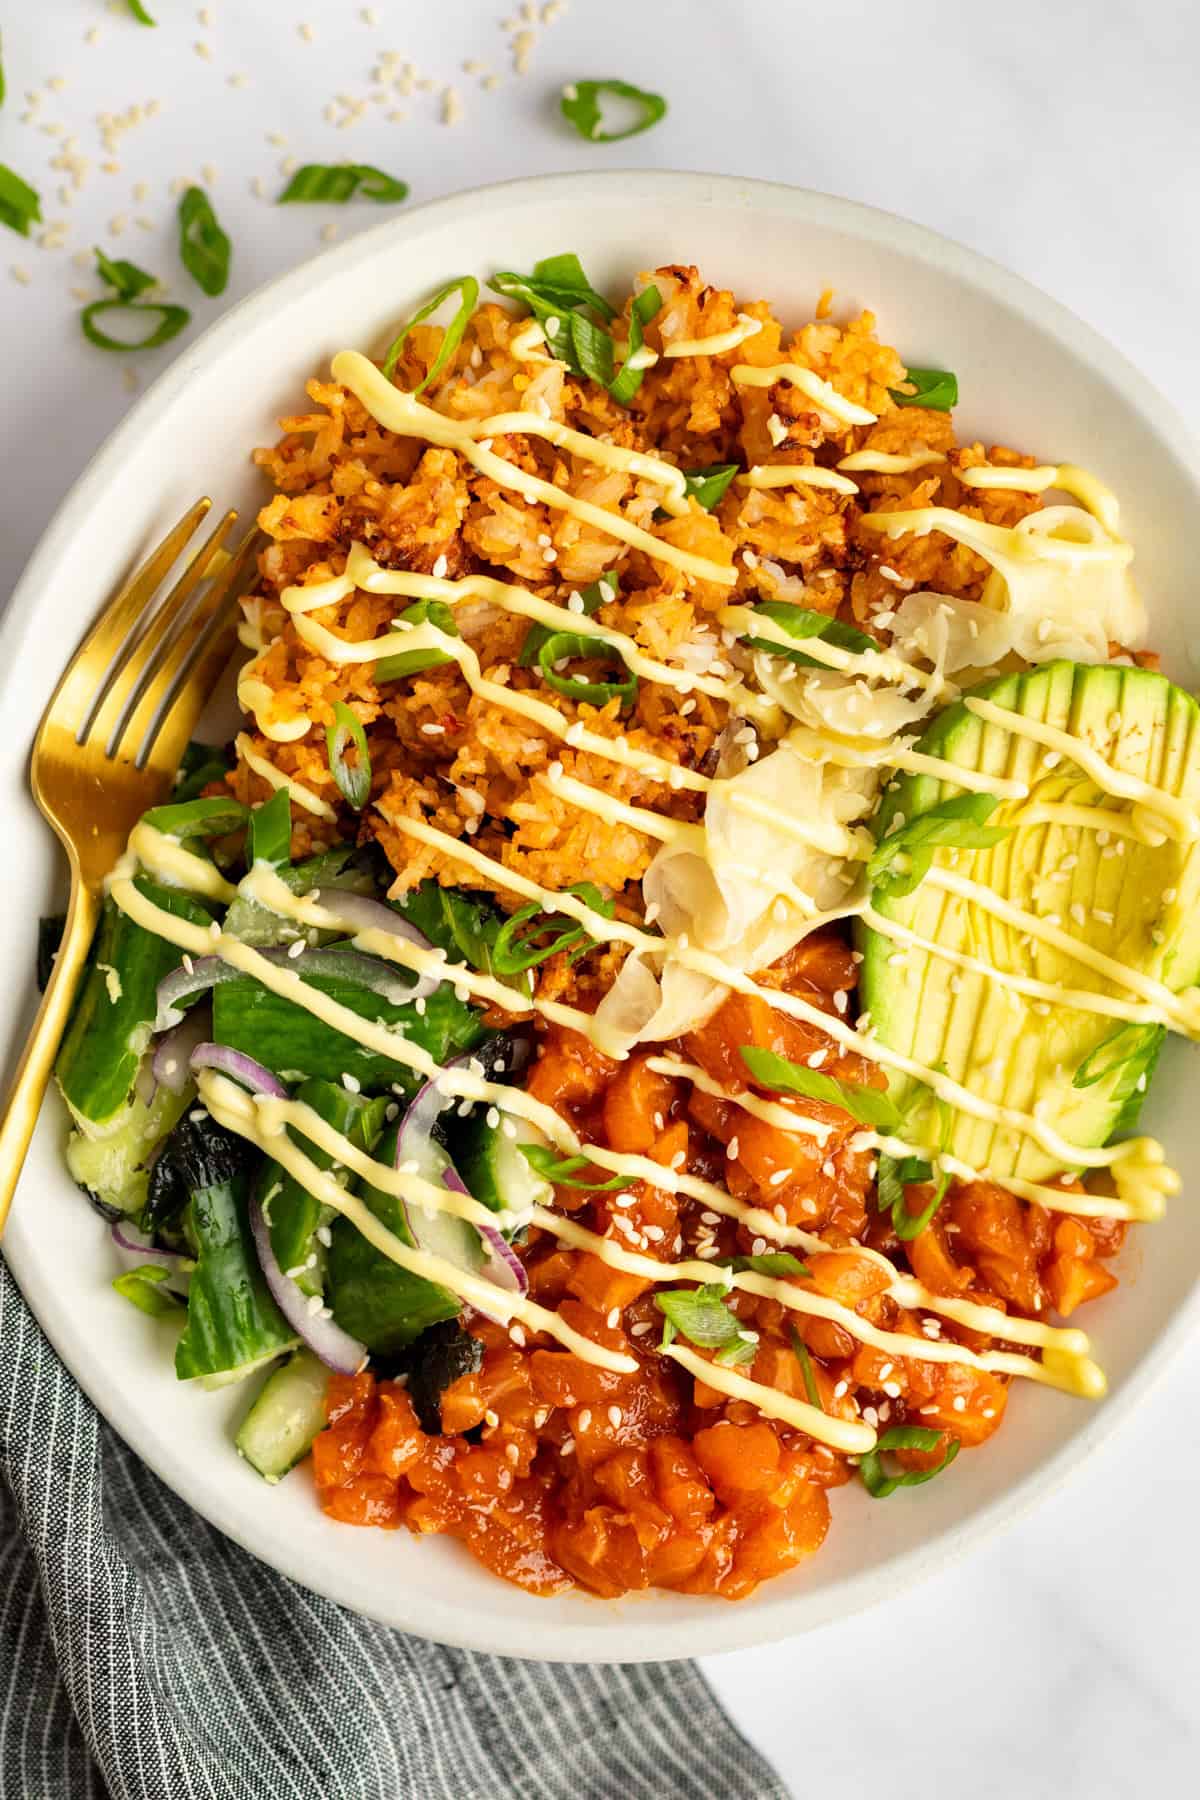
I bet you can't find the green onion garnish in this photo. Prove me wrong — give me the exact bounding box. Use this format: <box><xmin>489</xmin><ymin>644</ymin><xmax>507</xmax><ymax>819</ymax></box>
<box><xmin>655</xmin><ymin>1283</ymin><xmax>754</xmax><ymax>1368</ymax></box>
<box><xmin>681</xmin><ymin>464</ymin><xmax>740</xmax><ymax>511</ymax></box>
<box><xmin>247</xmin><ymin>787</ymin><xmax>292</xmax><ymax>871</ymax></box>
<box><xmin>789</xmin><ymin>1327</ymin><xmax>822</xmax><ymax>1410</ymax></box>
<box><xmin>381</xmin><ymin>275</ymin><xmax>479</xmax><ymax>389</ymax></box>
<box><xmin>1072</xmin><ymin>1020</ymin><xmax>1161</xmax><ymax>1090</ymax></box>
<box><xmin>142</xmin><ymin>796</ymin><xmax>249</xmax><ymax>839</ymax></box>
<box><xmin>518</xmin><ymin>571</ymin><xmax>618</xmax><ymax>669</ymax></box>
<box><xmin>0</xmin><ymin>164</ymin><xmax>42</xmax><ymax>237</ymax></box>
<box><xmin>178</xmin><ymin>185</ymin><xmax>231</xmax><ymax>296</ymax></box>
<box><xmin>492</xmin><ymin>881</ymin><xmax>614</xmax><ymax>975</ymax></box>
<box><xmin>517</xmin><ymin>1144</ymin><xmax>628</xmax><ymax>1191</ymax></box>
<box><xmin>126</xmin><ymin>1</ymin><xmax>157</xmax><ymax>22</ymax></box>
<box><xmin>81</xmin><ymin>247</ymin><xmax>189</xmax><ymax>352</ymax></box>
<box><xmin>0</xmin><ymin>31</ymin><xmax>6</xmax><ymax>109</ymax></box>
<box><xmin>876</xmin><ymin>1152</ymin><xmax>949</xmax><ymax>1241</ymax></box>
<box><xmin>325</xmin><ymin>701</ymin><xmax>371</xmax><ymax>810</ymax></box>
<box><xmin>868</xmin><ymin>793</ymin><xmax>1011</xmax><ymax>900</ymax></box>
<box><xmin>373</xmin><ymin>598</ymin><xmax>459</xmax><ymax>682</ymax></box>
<box><xmin>888</xmin><ymin>367</ymin><xmax>958</xmax><ymax>411</ymax></box>
<box><xmin>560</xmin><ymin>78</ymin><xmax>668</xmax><ymax>143</ymax></box>
<box><xmin>537</xmin><ymin>630</ymin><xmax>637</xmax><ymax>708</ymax></box>
<box><xmin>744</xmin><ymin>601</ymin><xmax>878</xmax><ymax>668</ymax></box>
<box><xmin>490</xmin><ymin>254</ymin><xmax>660</xmax><ymax>405</ymax></box>
<box><xmin>277</xmin><ymin>164</ymin><xmax>409</xmax><ymax>205</ymax></box>
<box><xmin>858</xmin><ymin>1425</ymin><xmax>960</xmax><ymax>1498</ymax></box>
<box><xmin>741</xmin><ymin>1045</ymin><xmax>902</xmax><ymax>1133</ymax></box>
<box><xmin>113</xmin><ymin>1266</ymin><xmax>184</xmax><ymax>1317</ymax></box>
<box><xmin>608</xmin><ymin>283</ymin><xmax>662</xmax><ymax>405</ymax></box>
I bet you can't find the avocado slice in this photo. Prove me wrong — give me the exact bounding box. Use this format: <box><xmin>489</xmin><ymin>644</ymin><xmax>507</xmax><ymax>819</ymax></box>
<box><xmin>857</xmin><ymin>660</ymin><xmax>1200</xmax><ymax>1182</ymax></box>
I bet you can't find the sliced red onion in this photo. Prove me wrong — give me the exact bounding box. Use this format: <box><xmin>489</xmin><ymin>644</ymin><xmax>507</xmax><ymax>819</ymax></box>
<box><xmin>151</xmin><ymin>1006</ymin><xmax>213</xmax><ymax>1094</ymax></box>
<box><xmin>248</xmin><ymin>1191</ymin><xmax>367</xmax><ymax>1375</ymax></box>
<box><xmin>393</xmin><ymin>1061</ymin><xmax>529</xmax><ymax>1317</ymax></box>
<box><xmin>155</xmin><ymin>946</ymin><xmax>422</xmax><ymax>1031</ymax></box>
<box><xmin>310</xmin><ymin>892</ymin><xmax>440</xmax><ymax>1000</ymax></box>
<box><xmin>476</xmin><ymin>1222</ymin><xmax>528</xmax><ymax>1296</ymax></box>
<box><xmin>189</xmin><ymin>1041</ymin><xmax>288</xmax><ymax>1098</ymax></box>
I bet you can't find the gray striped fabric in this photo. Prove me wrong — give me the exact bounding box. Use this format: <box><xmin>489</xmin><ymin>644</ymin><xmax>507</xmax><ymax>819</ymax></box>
<box><xmin>0</xmin><ymin>1260</ymin><xmax>788</xmax><ymax>1800</ymax></box>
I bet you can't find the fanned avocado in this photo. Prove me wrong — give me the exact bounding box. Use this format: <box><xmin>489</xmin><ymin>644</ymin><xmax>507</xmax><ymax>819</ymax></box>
<box><xmin>856</xmin><ymin>660</ymin><xmax>1200</xmax><ymax>1182</ymax></box>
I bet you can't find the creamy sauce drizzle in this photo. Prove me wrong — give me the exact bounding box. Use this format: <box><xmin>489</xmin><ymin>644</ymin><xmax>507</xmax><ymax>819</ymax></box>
<box><xmin>730</xmin><ymin>363</ymin><xmax>877</xmax><ymax>428</ymax></box>
<box><xmin>332</xmin><ymin>350</ymin><xmax>735</xmax><ymax>583</ymax></box>
<box><xmin>111</xmin><ymin>339</ymin><xmax>1193</xmax><ymax>1441</ymax></box>
<box><xmin>235</xmin><ymin>733</ymin><xmax>336</xmax><ymax>822</ymax></box>
<box><xmin>662</xmin><ymin>314</ymin><xmax>763</xmax><ymax>358</ymax></box>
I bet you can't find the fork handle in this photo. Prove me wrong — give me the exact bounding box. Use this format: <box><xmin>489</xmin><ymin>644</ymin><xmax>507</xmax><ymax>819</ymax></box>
<box><xmin>0</xmin><ymin>877</ymin><xmax>100</xmax><ymax>1237</ymax></box>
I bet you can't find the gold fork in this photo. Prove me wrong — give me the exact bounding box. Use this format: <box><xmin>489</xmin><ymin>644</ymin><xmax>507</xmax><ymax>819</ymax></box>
<box><xmin>0</xmin><ymin>498</ymin><xmax>258</xmax><ymax>1235</ymax></box>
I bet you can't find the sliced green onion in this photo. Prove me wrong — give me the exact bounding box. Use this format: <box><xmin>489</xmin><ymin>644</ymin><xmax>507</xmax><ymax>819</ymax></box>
<box><xmin>517</xmin><ymin>1144</ymin><xmax>627</xmax><ymax>1191</ymax></box>
<box><xmin>888</xmin><ymin>367</ymin><xmax>958</xmax><ymax>411</ymax></box>
<box><xmin>373</xmin><ymin>598</ymin><xmax>460</xmax><ymax>682</ymax></box>
<box><xmin>83</xmin><ymin>246</ymin><xmax>188</xmax><ymax>351</ymax></box>
<box><xmin>869</xmin><ymin>794</ymin><xmax>1011</xmax><ymax>900</ymax></box>
<box><xmin>719</xmin><ymin>1252</ymin><xmax>811</xmax><ymax>1279</ymax></box>
<box><xmin>126</xmin><ymin>1</ymin><xmax>157</xmax><ymax>22</ymax></box>
<box><xmin>1073</xmin><ymin>1021</ymin><xmax>1160</xmax><ymax>1090</ymax></box>
<box><xmin>682</xmin><ymin>464</ymin><xmax>740</xmax><ymax>511</ymax></box>
<box><xmin>492</xmin><ymin>252</ymin><xmax>616</xmax><ymax>323</ymax></box>
<box><xmin>537</xmin><ymin>630</ymin><xmax>637</xmax><ymax>708</ymax></box>
<box><xmin>608</xmin><ymin>283</ymin><xmax>662</xmax><ymax>406</ymax></box>
<box><xmin>877</xmin><ymin>1154</ymin><xmax>950</xmax><ymax>1241</ymax></box>
<box><xmin>173</xmin><ymin>740</ymin><xmax>232</xmax><ymax>804</ymax></box>
<box><xmin>381</xmin><ymin>274</ymin><xmax>479</xmax><ymax>389</ymax></box>
<box><xmin>95</xmin><ymin>248</ymin><xmax>157</xmax><ymax>300</ymax></box>
<box><xmin>0</xmin><ymin>163</ymin><xmax>42</xmax><ymax>237</ymax></box>
<box><xmin>859</xmin><ymin>1425</ymin><xmax>960</xmax><ymax>1498</ymax></box>
<box><xmin>492</xmin><ymin>881</ymin><xmax>614</xmax><ymax>975</ymax></box>
<box><xmin>247</xmin><ymin>787</ymin><xmax>292</xmax><ymax>870</ymax></box>
<box><xmin>741</xmin><ymin>1045</ymin><xmax>901</xmax><ymax>1133</ymax></box>
<box><xmin>325</xmin><ymin>701</ymin><xmax>371</xmax><ymax>810</ymax></box>
<box><xmin>745</xmin><ymin>601</ymin><xmax>878</xmax><ymax>668</ymax></box>
<box><xmin>278</xmin><ymin>164</ymin><xmax>409</xmax><ymax>205</ymax></box>
<box><xmin>113</xmin><ymin>1266</ymin><xmax>182</xmax><ymax>1316</ymax></box>
<box><xmin>142</xmin><ymin>796</ymin><xmax>249</xmax><ymax>839</ymax></box>
<box><xmin>518</xmin><ymin>570</ymin><xmax>618</xmax><ymax>669</ymax></box>
<box><xmin>178</xmin><ymin>185</ymin><xmax>231</xmax><ymax>296</ymax></box>
<box><xmin>655</xmin><ymin>1282</ymin><xmax>744</xmax><ymax>1351</ymax></box>
<box><xmin>0</xmin><ymin>33</ymin><xmax>6</xmax><ymax>110</ymax></box>
<box><xmin>789</xmin><ymin>1327</ymin><xmax>822</xmax><ymax>1409</ymax></box>
<box><xmin>560</xmin><ymin>78</ymin><xmax>668</xmax><ymax>143</ymax></box>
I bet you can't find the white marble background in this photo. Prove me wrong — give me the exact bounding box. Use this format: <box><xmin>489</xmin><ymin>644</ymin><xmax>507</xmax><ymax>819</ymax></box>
<box><xmin>2</xmin><ymin>3</ymin><xmax>1198</xmax><ymax>1795</ymax></box>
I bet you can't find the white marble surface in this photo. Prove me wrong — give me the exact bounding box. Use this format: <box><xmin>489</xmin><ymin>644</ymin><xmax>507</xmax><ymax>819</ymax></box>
<box><xmin>2</xmin><ymin>3</ymin><xmax>1199</xmax><ymax>1795</ymax></box>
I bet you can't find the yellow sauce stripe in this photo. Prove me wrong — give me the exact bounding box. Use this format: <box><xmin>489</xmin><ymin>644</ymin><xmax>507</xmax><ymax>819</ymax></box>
<box><xmin>200</xmin><ymin>1074</ymin><xmax>637</xmax><ymax>1374</ymax></box>
<box><xmin>332</xmin><ymin>351</ymin><xmax>736</xmax><ymax>585</ymax></box>
<box><xmin>718</xmin><ymin>602</ymin><xmax>951</xmax><ymax>700</ymax></box>
<box><xmin>235</xmin><ymin>733</ymin><xmax>337</xmax><ymax>822</ymax></box>
<box><xmin>838</xmin><ymin>449</ymin><xmax>947</xmax><ymax>474</ymax></box>
<box><xmin>661</xmin><ymin>314</ymin><xmax>763</xmax><ymax>359</ymax></box>
<box><xmin>665</xmin><ymin>1343</ymin><xmax>875</xmax><ymax>1452</ymax></box>
<box><xmin>126</xmin><ymin>823</ymin><xmax>238</xmax><ymax>904</ymax></box>
<box><xmin>739</xmin><ymin>465</ymin><xmax>859</xmax><ymax>496</ymax></box>
<box><xmin>730</xmin><ymin>362</ymin><xmax>877</xmax><ymax>427</ymax></box>
<box><xmin>964</xmin><ymin>695</ymin><xmax>1200</xmax><ymax>843</ymax></box>
<box><xmin>378</xmin><ymin>811</ymin><xmax>1137</xmax><ymax>1172</ymax></box>
<box><xmin>282</xmin><ymin>543</ymin><xmax>778</xmax><ymax>725</ymax></box>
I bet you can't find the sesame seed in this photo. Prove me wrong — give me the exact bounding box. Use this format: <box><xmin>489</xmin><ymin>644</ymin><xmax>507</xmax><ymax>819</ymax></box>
<box><xmin>607</xmin><ymin>1405</ymin><xmax>622</xmax><ymax>1427</ymax></box>
<box><xmin>577</xmin><ymin>1408</ymin><xmax>592</xmax><ymax>1430</ymax></box>
<box><xmin>952</xmin><ymin>1395</ymin><xmax>967</xmax><ymax>1412</ymax></box>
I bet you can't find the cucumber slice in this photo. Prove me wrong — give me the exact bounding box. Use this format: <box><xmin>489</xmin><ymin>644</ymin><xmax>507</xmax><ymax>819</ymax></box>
<box><xmin>451</xmin><ymin>1109</ymin><xmax>553</xmax><ymax>1217</ymax></box>
<box><xmin>857</xmin><ymin>659</ymin><xmax>1200</xmax><ymax>1180</ymax></box>
<box><xmin>235</xmin><ymin>1349</ymin><xmax>329</xmax><ymax>1482</ymax></box>
<box><xmin>65</xmin><ymin>1080</ymin><xmax>194</xmax><ymax>1216</ymax></box>
<box><xmin>56</xmin><ymin>880</ymin><xmax>214</xmax><ymax>1129</ymax></box>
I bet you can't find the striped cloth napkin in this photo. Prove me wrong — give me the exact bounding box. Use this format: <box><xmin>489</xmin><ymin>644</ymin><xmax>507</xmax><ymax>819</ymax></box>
<box><xmin>0</xmin><ymin>1260</ymin><xmax>786</xmax><ymax>1800</ymax></box>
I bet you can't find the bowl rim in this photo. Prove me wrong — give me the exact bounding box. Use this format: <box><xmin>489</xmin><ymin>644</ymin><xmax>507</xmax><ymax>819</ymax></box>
<box><xmin>6</xmin><ymin>167</ymin><xmax>1200</xmax><ymax>1663</ymax></box>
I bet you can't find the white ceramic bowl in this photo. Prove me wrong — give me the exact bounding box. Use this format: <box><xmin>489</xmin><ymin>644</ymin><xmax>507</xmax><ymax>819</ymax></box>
<box><xmin>3</xmin><ymin>172</ymin><xmax>1198</xmax><ymax>1663</ymax></box>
